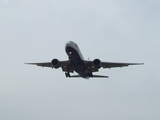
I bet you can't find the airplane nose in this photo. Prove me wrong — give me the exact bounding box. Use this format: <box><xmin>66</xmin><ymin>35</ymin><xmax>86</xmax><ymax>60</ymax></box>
<box><xmin>65</xmin><ymin>41</ymin><xmax>70</xmax><ymax>48</ymax></box>
<box><xmin>65</xmin><ymin>41</ymin><xmax>74</xmax><ymax>47</ymax></box>
<box><xmin>66</xmin><ymin>41</ymin><xmax>74</xmax><ymax>44</ymax></box>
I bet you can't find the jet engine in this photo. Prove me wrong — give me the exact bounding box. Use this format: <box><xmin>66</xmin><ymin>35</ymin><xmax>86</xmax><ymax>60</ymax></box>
<box><xmin>51</xmin><ymin>59</ymin><xmax>60</xmax><ymax>69</ymax></box>
<box><xmin>93</xmin><ymin>59</ymin><xmax>102</xmax><ymax>69</ymax></box>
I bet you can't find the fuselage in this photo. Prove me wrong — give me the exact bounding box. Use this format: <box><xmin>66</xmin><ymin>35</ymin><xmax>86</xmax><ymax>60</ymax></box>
<box><xmin>65</xmin><ymin>41</ymin><xmax>89</xmax><ymax>79</ymax></box>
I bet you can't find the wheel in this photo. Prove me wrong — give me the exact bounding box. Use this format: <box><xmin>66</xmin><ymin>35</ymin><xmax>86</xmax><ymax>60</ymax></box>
<box><xmin>65</xmin><ymin>72</ymin><xmax>68</xmax><ymax>77</ymax></box>
<box><xmin>65</xmin><ymin>72</ymin><xmax>70</xmax><ymax>78</ymax></box>
<box><xmin>88</xmin><ymin>72</ymin><xmax>93</xmax><ymax>78</ymax></box>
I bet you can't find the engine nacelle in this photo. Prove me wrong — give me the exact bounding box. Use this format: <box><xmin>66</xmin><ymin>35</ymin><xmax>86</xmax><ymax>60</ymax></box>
<box><xmin>51</xmin><ymin>59</ymin><xmax>60</xmax><ymax>69</ymax></box>
<box><xmin>93</xmin><ymin>59</ymin><xmax>102</xmax><ymax>69</ymax></box>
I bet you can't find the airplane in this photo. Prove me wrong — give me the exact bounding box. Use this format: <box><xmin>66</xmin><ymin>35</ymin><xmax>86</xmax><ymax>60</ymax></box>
<box><xmin>25</xmin><ymin>41</ymin><xmax>143</xmax><ymax>79</ymax></box>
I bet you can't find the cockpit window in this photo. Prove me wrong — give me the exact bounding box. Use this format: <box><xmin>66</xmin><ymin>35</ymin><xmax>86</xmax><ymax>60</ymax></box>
<box><xmin>69</xmin><ymin>41</ymin><xmax>73</xmax><ymax>43</ymax></box>
<box><xmin>75</xmin><ymin>43</ymin><xmax>78</xmax><ymax>47</ymax></box>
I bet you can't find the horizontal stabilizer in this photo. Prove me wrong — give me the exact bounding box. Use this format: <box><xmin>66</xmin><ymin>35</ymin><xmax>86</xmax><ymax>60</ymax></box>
<box><xmin>69</xmin><ymin>75</ymin><xmax>81</xmax><ymax>78</ymax></box>
<box><xmin>92</xmin><ymin>75</ymin><xmax>109</xmax><ymax>78</ymax></box>
<box><xmin>69</xmin><ymin>75</ymin><xmax>109</xmax><ymax>78</ymax></box>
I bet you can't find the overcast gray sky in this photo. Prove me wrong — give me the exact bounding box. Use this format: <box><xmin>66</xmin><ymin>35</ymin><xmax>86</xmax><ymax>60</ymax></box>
<box><xmin>0</xmin><ymin>0</ymin><xmax>160</xmax><ymax>120</ymax></box>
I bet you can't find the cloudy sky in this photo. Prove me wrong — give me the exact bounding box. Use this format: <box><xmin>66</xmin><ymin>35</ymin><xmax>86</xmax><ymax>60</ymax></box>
<box><xmin>0</xmin><ymin>0</ymin><xmax>160</xmax><ymax>120</ymax></box>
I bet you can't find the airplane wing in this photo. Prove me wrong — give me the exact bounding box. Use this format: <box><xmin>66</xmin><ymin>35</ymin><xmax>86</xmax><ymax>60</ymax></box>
<box><xmin>25</xmin><ymin>60</ymin><xmax>70</xmax><ymax>68</ymax></box>
<box><xmin>84</xmin><ymin>60</ymin><xmax>143</xmax><ymax>70</ymax></box>
<box><xmin>25</xmin><ymin>62</ymin><xmax>52</xmax><ymax>67</ymax></box>
<box><xmin>25</xmin><ymin>60</ymin><xmax>143</xmax><ymax>74</ymax></box>
<box><xmin>101</xmin><ymin>62</ymin><xmax>144</xmax><ymax>68</ymax></box>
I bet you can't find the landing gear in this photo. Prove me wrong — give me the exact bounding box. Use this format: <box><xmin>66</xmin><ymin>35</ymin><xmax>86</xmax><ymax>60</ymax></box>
<box><xmin>65</xmin><ymin>72</ymin><xmax>70</xmax><ymax>78</ymax></box>
<box><xmin>88</xmin><ymin>72</ymin><xmax>93</xmax><ymax>78</ymax></box>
